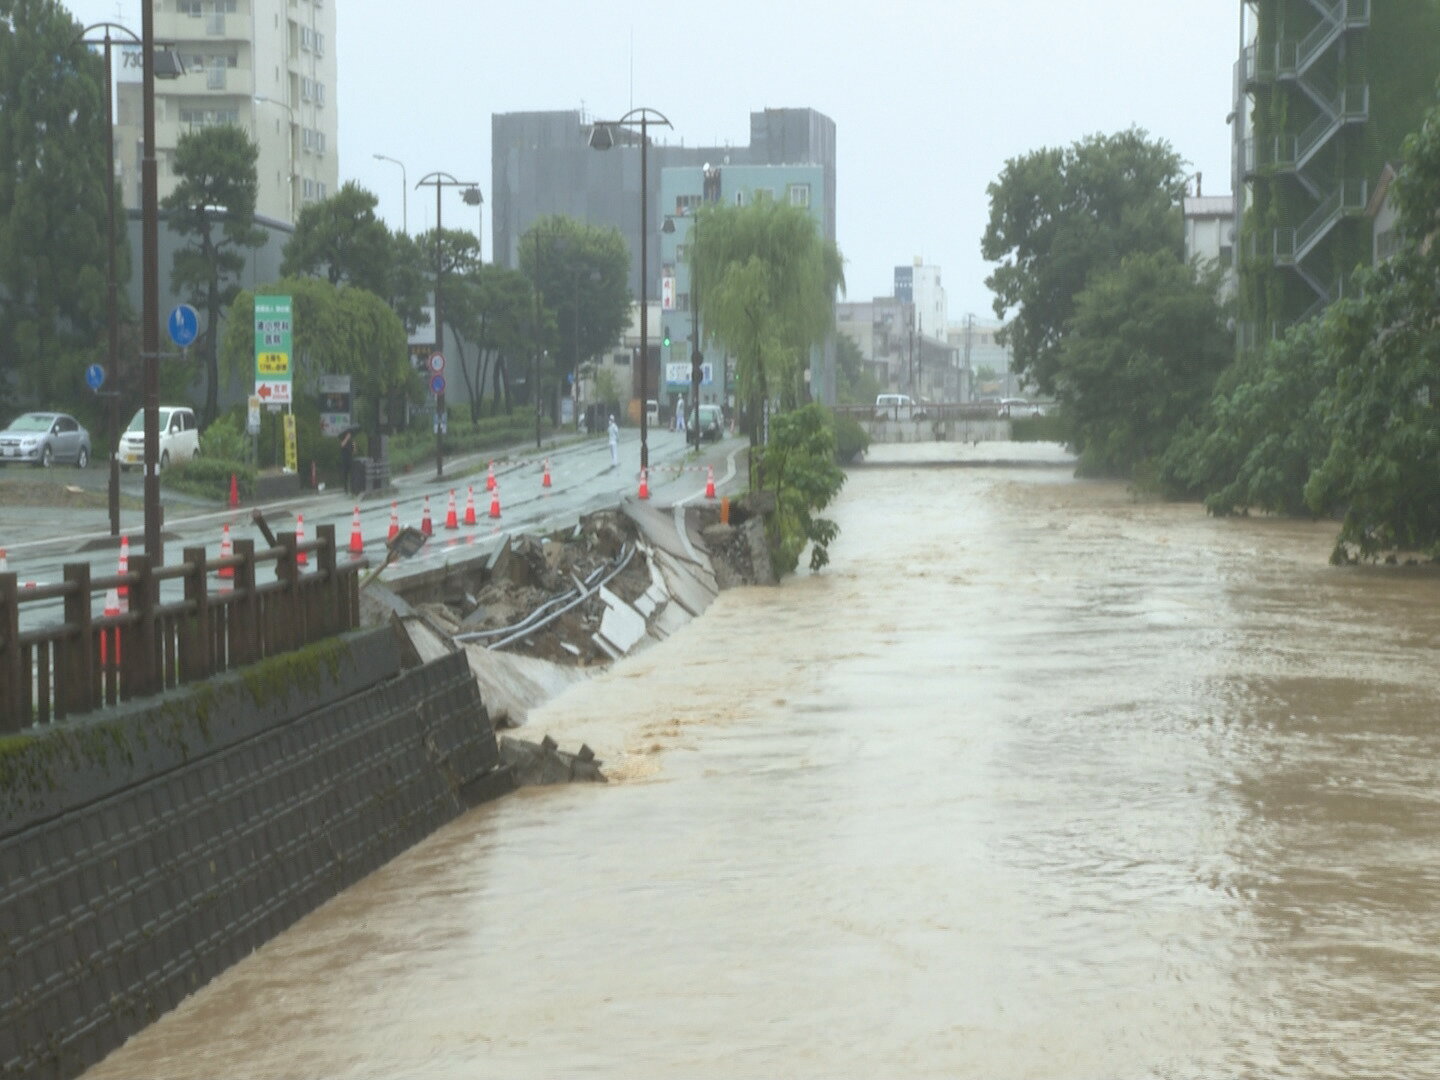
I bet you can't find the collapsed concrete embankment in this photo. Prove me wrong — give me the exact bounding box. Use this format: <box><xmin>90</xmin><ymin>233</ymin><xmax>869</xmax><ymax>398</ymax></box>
<box><xmin>368</xmin><ymin>497</ymin><xmax>775</xmax><ymax>781</ymax></box>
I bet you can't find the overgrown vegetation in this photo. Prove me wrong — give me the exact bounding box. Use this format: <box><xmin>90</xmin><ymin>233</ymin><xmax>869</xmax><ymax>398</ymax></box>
<box><xmin>753</xmin><ymin>404</ymin><xmax>846</xmax><ymax>573</ymax></box>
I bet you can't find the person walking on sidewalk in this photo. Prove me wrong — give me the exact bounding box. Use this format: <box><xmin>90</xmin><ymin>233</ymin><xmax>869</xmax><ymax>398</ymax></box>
<box><xmin>339</xmin><ymin>427</ymin><xmax>356</xmax><ymax>494</ymax></box>
<box><xmin>607</xmin><ymin>415</ymin><xmax>619</xmax><ymax>468</ymax></box>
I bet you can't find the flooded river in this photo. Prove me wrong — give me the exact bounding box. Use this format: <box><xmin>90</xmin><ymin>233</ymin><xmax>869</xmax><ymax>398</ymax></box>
<box><xmin>83</xmin><ymin>448</ymin><xmax>1440</xmax><ymax>1079</ymax></box>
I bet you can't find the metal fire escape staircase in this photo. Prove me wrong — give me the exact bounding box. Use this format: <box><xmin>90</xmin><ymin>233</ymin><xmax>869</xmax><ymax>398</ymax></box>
<box><xmin>1242</xmin><ymin>0</ymin><xmax>1370</xmax><ymax>305</ymax></box>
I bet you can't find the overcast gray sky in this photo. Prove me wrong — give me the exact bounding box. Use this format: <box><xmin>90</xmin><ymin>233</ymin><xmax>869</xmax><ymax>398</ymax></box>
<box><xmin>66</xmin><ymin>0</ymin><xmax>1239</xmax><ymax>325</ymax></box>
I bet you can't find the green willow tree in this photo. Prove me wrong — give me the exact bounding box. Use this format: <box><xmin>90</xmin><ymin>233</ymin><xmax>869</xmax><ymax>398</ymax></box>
<box><xmin>981</xmin><ymin>129</ymin><xmax>1188</xmax><ymax>396</ymax></box>
<box><xmin>0</xmin><ymin>0</ymin><xmax>112</xmax><ymax>411</ymax></box>
<box><xmin>163</xmin><ymin>125</ymin><xmax>265</xmax><ymax>425</ymax></box>
<box><xmin>751</xmin><ymin>403</ymin><xmax>846</xmax><ymax>574</ymax></box>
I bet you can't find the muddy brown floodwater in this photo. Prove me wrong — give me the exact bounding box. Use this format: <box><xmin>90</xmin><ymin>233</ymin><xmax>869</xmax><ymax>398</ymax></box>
<box><xmin>82</xmin><ymin>446</ymin><xmax>1440</xmax><ymax>1079</ymax></box>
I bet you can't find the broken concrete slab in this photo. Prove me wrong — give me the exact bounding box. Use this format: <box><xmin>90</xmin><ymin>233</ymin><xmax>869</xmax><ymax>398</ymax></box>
<box><xmin>462</xmin><ymin>644</ymin><xmax>590</xmax><ymax>728</ymax></box>
<box><xmin>499</xmin><ymin>735</ymin><xmax>607</xmax><ymax>785</ymax></box>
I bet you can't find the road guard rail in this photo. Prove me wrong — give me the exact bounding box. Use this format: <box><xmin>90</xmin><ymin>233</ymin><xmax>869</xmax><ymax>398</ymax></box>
<box><xmin>0</xmin><ymin>524</ymin><xmax>364</xmax><ymax>731</ymax></box>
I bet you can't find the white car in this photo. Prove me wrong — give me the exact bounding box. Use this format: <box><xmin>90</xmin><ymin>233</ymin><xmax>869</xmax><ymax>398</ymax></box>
<box><xmin>874</xmin><ymin>393</ymin><xmax>925</xmax><ymax>421</ymax></box>
<box><xmin>118</xmin><ymin>406</ymin><xmax>200</xmax><ymax>471</ymax></box>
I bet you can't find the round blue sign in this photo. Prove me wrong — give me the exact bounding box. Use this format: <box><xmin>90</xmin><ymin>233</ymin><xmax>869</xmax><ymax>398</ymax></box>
<box><xmin>167</xmin><ymin>304</ymin><xmax>199</xmax><ymax>347</ymax></box>
<box><xmin>85</xmin><ymin>363</ymin><xmax>106</xmax><ymax>390</ymax></box>
<box><xmin>430</xmin><ymin>373</ymin><xmax>446</xmax><ymax>395</ymax></box>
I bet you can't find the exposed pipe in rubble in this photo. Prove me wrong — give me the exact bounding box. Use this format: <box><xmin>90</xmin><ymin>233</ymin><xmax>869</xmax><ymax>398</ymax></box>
<box><xmin>452</xmin><ymin>543</ymin><xmax>638</xmax><ymax>651</ymax></box>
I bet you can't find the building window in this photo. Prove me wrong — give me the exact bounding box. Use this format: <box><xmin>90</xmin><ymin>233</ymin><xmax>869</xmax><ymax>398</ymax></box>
<box><xmin>614</xmin><ymin>352</ymin><xmax>630</xmax><ymax>366</ymax></box>
<box><xmin>753</xmin><ymin>187</ymin><xmax>774</xmax><ymax>202</ymax></box>
<box><xmin>734</xmin><ymin>191</ymin><xmax>744</xmax><ymax>206</ymax></box>
<box><xmin>178</xmin><ymin>0</ymin><xmax>203</xmax><ymax>15</ymax></box>
<box><xmin>674</xmin><ymin>194</ymin><xmax>700</xmax><ymax>215</ymax></box>
<box><xmin>314</xmin><ymin>31</ymin><xmax>324</xmax><ymax>56</ymax></box>
<box><xmin>787</xmin><ymin>183</ymin><xmax>810</xmax><ymax>208</ymax></box>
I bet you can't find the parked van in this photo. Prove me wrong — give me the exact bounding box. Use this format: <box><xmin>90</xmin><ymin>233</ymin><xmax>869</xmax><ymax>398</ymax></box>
<box><xmin>645</xmin><ymin>399</ymin><xmax>660</xmax><ymax>427</ymax></box>
<box><xmin>118</xmin><ymin>406</ymin><xmax>200</xmax><ymax>471</ymax></box>
<box><xmin>875</xmin><ymin>393</ymin><xmax>924</xmax><ymax>421</ymax></box>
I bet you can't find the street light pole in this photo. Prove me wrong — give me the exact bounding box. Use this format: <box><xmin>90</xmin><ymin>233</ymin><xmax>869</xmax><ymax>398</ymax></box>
<box><xmin>414</xmin><ymin>172</ymin><xmax>476</xmax><ymax>481</ymax></box>
<box><xmin>590</xmin><ymin>107</ymin><xmax>672</xmax><ymax>475</ymax></box>
<box><xmin>141</xmin><ymin>0</ymin><xmax>162</xmax><ymax>565</ymax></box>
<box><xmin>374</xmin><ymin>153</ymin><xmax>407</xmax><ymax>234</ymax></box>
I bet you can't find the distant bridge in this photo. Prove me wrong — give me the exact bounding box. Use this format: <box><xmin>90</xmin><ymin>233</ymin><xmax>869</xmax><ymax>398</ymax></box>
<box><xmin>833</xmin><ymin>403</ymin><xmax>1017</xmax><ymax>444</ymax></box>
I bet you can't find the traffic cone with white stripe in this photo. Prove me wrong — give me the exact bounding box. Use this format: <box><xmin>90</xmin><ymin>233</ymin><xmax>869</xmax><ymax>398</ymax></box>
<box><xmin>295</xmin><ymin>513</ymin><xmax>308</xmax><ymax>566</ymax></box>
<box><xmin>218</xmin><ymin>522</ymin><xmax>235</xmax><ymax>579</ymax></box>
<box><xmin>0</xmin><ymin>548</ymin><xmax>6</xmax><ymax>574</ymax></box>
<box><xmin>116</xmin><ymin>535</ymin><xmax>129</xmax><ymax>599</ymax></box>
<box><xmin>489</xmin><ymin>483</ymin><xmax>502</xmax><ymax>519</ymax></box>
<box><xmin>420</xmin><ymin>496</ymin><xmax>433</xmax><ymax>536</ymax></box>
<box><xmin>463</xmin><ymin>486</ymin><xmax>477</xmax><ymax>526</ymax></box>
<box><xmin>542</xmin><ymin>458</ymin><xmax>552</xmax><ymax>488</ymax></box>
<box><xmin>705</xmin><ymin>465</ymin><xmax>716</xmax><ymax>499</ymax></box>
<box><xmin>387</xmin><ymin>501</ymin><xmax>400</xmax><ymax>542</ymax></box>
<box><xmin>349</xmin><ymin>506</ymin><xmax>364</xmax><ymax>554</ymax></box>
<box><xmin>486</xmin><ymin>462</ymin><xmax>496</xmax><ymax>492</ymax></box>
<box><xmin>638</xmin><ymin>467</ymin><xmax>650</xmax><ymax>500</ymax></box>
<box><xmin>445</xmin><ymin>489</ymin><xmax>459</xmax><ymax>530</ymax></box>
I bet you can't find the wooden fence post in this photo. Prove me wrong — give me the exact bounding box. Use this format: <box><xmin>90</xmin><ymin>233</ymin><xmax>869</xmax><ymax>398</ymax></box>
<box><xmin>0</xmin><ymin>573</ymin><xmax>20</xmax><ymax>732</ymax></box>
<box><xmin>231</xmin><ymin>538</ymin><xmax>257</xmax><ymax>668</ymax></box>
<box><xmin>181</xmin><ymin>546</ymin><xmax>210</xmax><ymax>682</ymax></box>
<box><xmin>125</xmin><ymin>553</ymin><xmax>157</xmax><ymax>699</ymax></box>
<box><xmin>61</xmin><ymin>562</ymin><xmax>93</xmax><ymax>719</ymax></box>
<box><xmin>277</xmin><ymin>531</ymin><xmax>299</xmax><ymax>653</ymax></box>
<box><xmin>315</xmin><ymin>523</ymin><xmax>337</xmax><ymax>639</ymax></box>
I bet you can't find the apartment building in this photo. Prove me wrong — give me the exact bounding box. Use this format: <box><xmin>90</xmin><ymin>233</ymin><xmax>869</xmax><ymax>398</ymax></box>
<box><xmin>113</xmin><ymin>0</ymin><xmax>337</xmax><ymax>226</ymax></box>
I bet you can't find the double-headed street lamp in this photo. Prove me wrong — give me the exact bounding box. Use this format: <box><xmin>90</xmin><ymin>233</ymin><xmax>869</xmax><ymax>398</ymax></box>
<box><xmin>662</xmin><ymin>210</ymin><xmax>706</xmax><ymax>452</ymax></box>
<box><xmin>589</xmin><ymin>107</ymin><xmax>671</xmax><ymax>474</ymax></box>
<box><xmin>415</xmin><ymin>172</ymin><xmax>478</xmax><ymax>480</ymax></box>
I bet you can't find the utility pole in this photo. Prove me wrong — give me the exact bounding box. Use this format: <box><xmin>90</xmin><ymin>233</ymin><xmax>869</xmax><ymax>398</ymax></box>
<box><xmin>415</xmin><ymin>172</ymin><xmax>477</xmax><ymax>480</ymax></box>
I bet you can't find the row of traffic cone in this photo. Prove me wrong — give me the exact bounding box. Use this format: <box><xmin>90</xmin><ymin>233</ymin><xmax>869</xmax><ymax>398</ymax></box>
<box><xmin>635</xmin><ymin>464</ymin><xmax>716</xmax><ymax>500</ymax></box>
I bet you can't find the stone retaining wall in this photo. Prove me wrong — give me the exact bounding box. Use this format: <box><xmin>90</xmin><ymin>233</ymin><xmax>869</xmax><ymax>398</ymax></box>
<box><xmin>0</xmin><ymin>631</ymin><xmax>510</xmax><ymax>1080</ymax></box>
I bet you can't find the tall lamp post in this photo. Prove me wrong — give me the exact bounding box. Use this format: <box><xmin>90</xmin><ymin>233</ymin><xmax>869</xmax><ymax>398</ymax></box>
<box><xmin>415</xmin><ymin>171</ymin><xmax>477</xmax><ymax>480</ymax></box>
<box><xmin>373</xmin><ymin>153</ymin><xmax>407</xmax><ymax>235</ymax></box>
<box><xmin>139</xmin><ymin>2</ymin><xmax>185</xmax><ymax>565</ymax></box>
<box><xmin>589</xmin><ymin>107</ymin><xmax>671</xmax><ymax>474</ymax></box>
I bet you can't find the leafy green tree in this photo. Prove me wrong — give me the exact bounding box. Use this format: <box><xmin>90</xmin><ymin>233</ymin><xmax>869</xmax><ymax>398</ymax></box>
<box><xmin>1300</xmin><ymin>94</ymin><xmax>1440</xmax><ymax>560</ymax></box>
<box><xmin>162</xmin><ymin>125</ymin><xmax>265</xmax><ymax>424</ymax></box>
<box><xmin>0</xmin><ymin>0</ymin><xmax>112</xmax><ymax>411</ymax></box>
<box><xmin>1158</xmin><ymin>315</ymin><xmax>1335</xmax><ymax>515</ymax></box>
<box><xmin>690</xmin><ymin>199</ymin><xmax>844</xmax><ymax>446</ymax></box>
<box><xmin>281</xmin><ymin>181</ymin><xmax>393</xmax><ymax>292</ymax></box>
<box><xmin>981</xmin><ymin>129</ymin><xmax>1187</xmax><ymax>396</ymax></box>
<box><xmin>220</xmin><ymin>277</ymin><xmax>412</xmax><ymax>450</ymax></box>
<box><xmin>1056</xmin><ymin>250</ymin><xmax>1231</xmax><ymax>477</ymax></box>
<box><xmin>444</xmin><ymin>263</ymin><xmax>534</xmax><ymax>420</ymax></box>
<box><xmin>752</xmin><ymin>403</ymin><xmax>846</xmax><ymax>574</ymax></box>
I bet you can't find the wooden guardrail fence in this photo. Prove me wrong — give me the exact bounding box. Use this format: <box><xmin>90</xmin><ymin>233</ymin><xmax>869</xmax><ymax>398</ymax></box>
<box><xmin>0</xmin><ymin>524</ymin><xmax>365</xmax><ymax>731</ymax></box>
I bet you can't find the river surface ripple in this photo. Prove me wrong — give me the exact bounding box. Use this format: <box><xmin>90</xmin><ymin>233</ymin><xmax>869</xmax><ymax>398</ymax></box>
<box><xmin>83</xmin><ymin>452</ymin><xmax>1440</xmax><ymax>1079</ymax></box>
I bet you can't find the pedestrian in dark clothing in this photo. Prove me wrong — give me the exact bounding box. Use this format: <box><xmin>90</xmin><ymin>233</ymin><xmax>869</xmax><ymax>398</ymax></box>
<box><xmin>339</xmin><ymin>428</ymin><xmax>355</xmax><ymax>494</ymax></box>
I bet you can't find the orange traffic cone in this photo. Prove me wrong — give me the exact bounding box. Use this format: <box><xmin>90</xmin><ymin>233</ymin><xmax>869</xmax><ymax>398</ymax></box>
<box><xmin>463</xmin><ymin>486</ymin><xmax>477</xmax><ymax>526</ymax></box>
<box><xmin>0</xmin><ymin>547</ymin><xmax>6</xmax><ymax>574</ymax></box>
<box><xmin>542</xmin><ymin>458</ymin><xmax>552</xmax><ymax>488</ymax></box>
<box><xmin>349</xmin><ymin>506</ymin><xmax>364</xmax><ymax>554</ymax></box>
<box><xmin>387</xmin><ymin>501</ymin><xmax>400</xmax><ymax>542</ymax></box>
<box><xmin>445</xmin><ymin>489</ymin><xmax>459</xmax><ymax>530</ymax></box>
<box><xmin>420</xmin><ymin>496</ymin><xmax>433</xmax><ymax>536</ymax></box>
<box><xmin>99</xmin><ymin>586</ymin><xmax>122</xmax><ymax>667</ymax></box>
<box><xmin>704</xmin><ymin>465</ymin><xmax>716</xmax><ymax>499</ymax></box>
<box><xmin>296</xmin><ymin>513</ymin><xmax>308</xmax><ymax>567</ymax></box>
<box><xmin>218</xmin><ymin>522</ymin><xmax>235</xmax><ymax>579</ymax></box>
<box><xmin>229</xmin><ymin>472</ymin><xmax>240</xmax><ymax>509</ymax></box>
<box><xmin>116</xmin><ymin>535</ymin><xmax>129</xmax><ymax>599</ymax></box>
<box><xmin>489</xmin><ymin>483</ymin><xmax>502</xmax><ymax>519</ymax></box>
<box><xmin>638</xmin><ymin>467</ymin><xmax>650</xmax><ymax>500</ymax></box>
<box><xmin>485</xmin><ymin>462</ymin><xmax>496</xmax><ymax>492</ymax></box>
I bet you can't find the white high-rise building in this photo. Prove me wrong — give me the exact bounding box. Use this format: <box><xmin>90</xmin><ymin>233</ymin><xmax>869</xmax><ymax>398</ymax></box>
<box><xmin>113</xmin><ymin>0</ymin><xmax>337</xmax><ymax>226</ymax></box>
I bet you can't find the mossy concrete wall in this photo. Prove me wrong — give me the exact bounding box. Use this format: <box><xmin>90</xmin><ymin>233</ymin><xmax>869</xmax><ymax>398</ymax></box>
<box><xmin>0</xmin><ymin>630</ymin><xmax>512</xmax><ymax>1080</ymax></box>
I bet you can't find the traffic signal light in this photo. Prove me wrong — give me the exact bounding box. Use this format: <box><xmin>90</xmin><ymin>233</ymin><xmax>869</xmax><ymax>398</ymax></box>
<box><xmin>663</xmin><ymin>332</ymin><xmax>671</xmax><ymax>348</ymax></box>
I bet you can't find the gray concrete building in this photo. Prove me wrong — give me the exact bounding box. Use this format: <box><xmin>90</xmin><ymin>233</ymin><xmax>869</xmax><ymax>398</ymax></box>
<box><xmin>491</xmin><ymin>106</ymin><xmax>836</xmax><ymax>324</ymax></box>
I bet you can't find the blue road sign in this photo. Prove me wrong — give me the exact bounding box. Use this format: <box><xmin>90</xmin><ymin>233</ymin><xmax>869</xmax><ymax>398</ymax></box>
<box><xmin>85</xmin><ymin>363</ymin><xmax>105</xmax><ymax>390</ymax></box>
<box><xmin>430</xmin><ymin>373</ymin><xmax>446</xmax><ymax>395</ymax></box>
<box><xmin>167</xmin><ymin>303</ymin><xmax>199</xmax><ymax>347</ymax></box>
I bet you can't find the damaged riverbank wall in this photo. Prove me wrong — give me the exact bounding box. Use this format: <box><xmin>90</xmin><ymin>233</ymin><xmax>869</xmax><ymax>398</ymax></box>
<box><xmin>0</xmin><ymin>628</ymin><xmax>511</xmax><ymax>1080</ymax></box>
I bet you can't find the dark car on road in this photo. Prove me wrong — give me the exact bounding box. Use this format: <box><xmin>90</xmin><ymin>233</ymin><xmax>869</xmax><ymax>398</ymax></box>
<box><xmin>692</xmin><ymin>403</ymin><xmax>724</xmax><ymax>442</ymax></box>
<box><xmin>0</xmin><ymin>412</ymin><xmax>91</xmax><ymax>468</ymax></box>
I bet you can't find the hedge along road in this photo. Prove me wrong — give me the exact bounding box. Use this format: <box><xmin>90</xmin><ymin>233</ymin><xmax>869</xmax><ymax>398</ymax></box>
<box><xmin>0</xmin><ymin>425</ymin><xmax>736</xmax><ymax>633</ymax></box>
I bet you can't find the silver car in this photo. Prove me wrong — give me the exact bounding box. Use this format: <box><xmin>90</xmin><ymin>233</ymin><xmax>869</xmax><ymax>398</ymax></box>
<box><xmin>0</xmin><ymin>412</ymin><xmax>92</xmax><ymax>468</ymax></box>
